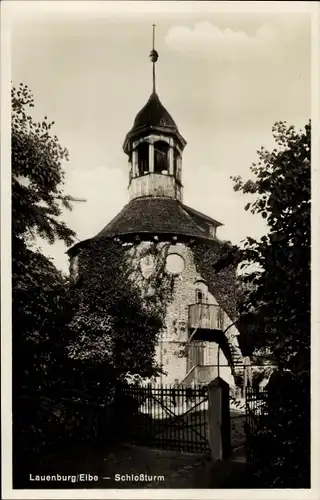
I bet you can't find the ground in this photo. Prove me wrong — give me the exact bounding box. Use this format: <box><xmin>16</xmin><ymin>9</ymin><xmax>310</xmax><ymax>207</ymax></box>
<box><xmin>23</xmin><ymin>443</ymin><xmax>249</xmax><ymax>489</ymax></box>
<box><xmin>18</xmin><ymin>408</ymin><xmax>247</xmax><ymax>489</ymax></box>
<box><xmin>24</xmin><ymin>444</ymin><xmax>206</xmax><ymax>489</ymax></box>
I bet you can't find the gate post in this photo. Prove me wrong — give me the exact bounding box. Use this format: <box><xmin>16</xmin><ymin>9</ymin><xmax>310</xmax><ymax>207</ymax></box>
<box><xmin>208</xmin><ymin>377</ymin><xmax>232</xmax><ymax>461</ymax></box>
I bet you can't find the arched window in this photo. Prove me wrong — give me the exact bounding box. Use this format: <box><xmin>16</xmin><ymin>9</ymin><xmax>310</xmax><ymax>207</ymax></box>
<box><xmin>195</xmin><ymin>289</ymin><xmax>204</xmax><ymax>304</ymax></box>
<box><xmin>136</xmin><ymin>142</ymin><xmax>149</xmax><ymax>176</ymax></box>
<box><xmin>194</xmin><ymin>280</ymin><xmax>208</xmax><ymax>304</ymax></box>
<box><xmin>154</xmin><ymin>141</ymin><xmax>169</xmax><ymax>174</ymax></box>
<box><xmin>173</xmin><ymin>149</ymin><xmax>180</xmax><ymax>179</ymax></box>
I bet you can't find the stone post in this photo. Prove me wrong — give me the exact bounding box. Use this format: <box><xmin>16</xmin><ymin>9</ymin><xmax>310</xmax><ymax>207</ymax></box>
<box><xmin>207</xmin><ymin>377</ymin><xmax>232</xmax><ymax>461</ymax></box>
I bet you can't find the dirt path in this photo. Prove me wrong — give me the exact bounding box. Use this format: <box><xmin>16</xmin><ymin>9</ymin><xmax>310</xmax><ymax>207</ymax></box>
<box><xmin>145</xmin><ymin>446</ymin><xmax>248</xmax><ymax>489</ymax></box>
<box><xmin>20</xmin><ymin>439</ymin><xmax>248</xmax><ymax>489</ymax></box>
<box><xmin>22</xmin><ymin>443</ymin><xmax>207</xmax><ymax>489</ymax></box>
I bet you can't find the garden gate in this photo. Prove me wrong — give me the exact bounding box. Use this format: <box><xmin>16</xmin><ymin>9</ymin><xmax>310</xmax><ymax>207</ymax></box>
<box><xmin>116</xmin><ymin>384</ymin><xmax>210</xmax><ymax>454</ymax></box>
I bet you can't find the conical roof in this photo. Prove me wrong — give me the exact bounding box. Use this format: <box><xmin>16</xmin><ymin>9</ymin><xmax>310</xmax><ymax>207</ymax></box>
<box><xmin>82</xmin><ymin>197</ymin><xmax>222</xmax><ymax>242</ymax></box>
<box><xmin>132</xmin><ymin>92</ymin><xmax>178</xmax><ymax>132</ymax></box>
<box><xmin>123</xmin><ymin>92</ymin><xmax>186</xmax><ymax>153</ymax></box>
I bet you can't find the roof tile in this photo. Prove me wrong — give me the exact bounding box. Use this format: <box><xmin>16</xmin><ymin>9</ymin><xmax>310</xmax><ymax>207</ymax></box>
<box><xmin>95</xmin><ymin>197</ymin><xmax>220</xmax><ymax>240</ymax></box>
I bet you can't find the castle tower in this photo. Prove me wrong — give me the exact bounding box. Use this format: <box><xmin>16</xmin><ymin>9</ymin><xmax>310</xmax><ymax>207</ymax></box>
<box><xmin>123</xmin><ymin>24</ymin><xmax>186</xmax><ymax>203</ymax></box>
<box><xmin>68</xmin><ymin>26</ymin><xmax>246</xmax><ymax>388</ymax></box>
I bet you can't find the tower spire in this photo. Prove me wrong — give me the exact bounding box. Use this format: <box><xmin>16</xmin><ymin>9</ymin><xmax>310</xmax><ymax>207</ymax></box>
<box><xmin>149</xmin><ymin>23</ymin><xmax>159</xmax><ymax>94</ymax></box>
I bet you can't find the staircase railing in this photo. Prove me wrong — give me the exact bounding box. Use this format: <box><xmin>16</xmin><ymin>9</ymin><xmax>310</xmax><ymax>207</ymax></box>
<box><xmin>180</xmin><ymin>365</ymin><xmax>220</xmax><ymax>387</ymax></box>
<box><xmin>179</xmin><ymin>365</ymin><xmax>198</xmax><ymax>386</ymax></box>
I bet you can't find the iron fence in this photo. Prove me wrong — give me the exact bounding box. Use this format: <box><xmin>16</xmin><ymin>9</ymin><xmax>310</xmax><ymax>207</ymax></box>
<box><xmin>116</xmin><ymin>384</ymin><xmax>210</xmax><ymax>453</ymax></box>
<box><xmin>245</xmin><ymin>387</ymin><xmax>269</xmax><ymax>469</ymax></box>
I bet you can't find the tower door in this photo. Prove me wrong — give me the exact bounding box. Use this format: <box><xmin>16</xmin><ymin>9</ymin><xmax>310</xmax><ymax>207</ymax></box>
<box><xmin>188</xmin><ymin>342</ymin><xmax>205</xmax><ymax>371</ymax></box>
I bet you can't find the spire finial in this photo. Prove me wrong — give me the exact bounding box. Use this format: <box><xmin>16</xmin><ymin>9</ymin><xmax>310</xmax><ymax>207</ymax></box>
<box><xmin>149</xmin><ymin>24</ymin><xmax>159</xmax><ymax>94</ymax></box>
<box><xmin>152</xmin><ymin>23</ymin><xmax>156</xmax><ymax>50</ymax></box>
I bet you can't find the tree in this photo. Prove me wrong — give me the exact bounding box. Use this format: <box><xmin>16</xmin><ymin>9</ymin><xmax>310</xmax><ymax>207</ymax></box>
<box><xmin>221</xmin><ymin>121</ymin><xmax>310</xmax><ymax>373</ymax></box>
<box><xmin>67</xmin><ymin>240</ymin><xmax>163</xmax><ymax>396</ymax></box>
<box><xmin>226</xmin><ymin>121</ymin><xmax>310</xmax><ymax>487</ymax></box>
<box><xmin>11</xmin><ymin>82</ymin><xmax>77</xmax><ymax>373</ymax></box>
<box><xmin>12</xmin><ymin>83</ymin><xmax>77</xmax><ymax>246</ymax></box>
<box><xmin>12</xmin><ymin>83</ymin><xmax>80</xmax><ymax>475</ymax></box>
<box><xmin>12</xmin><ymin>85</ymin><xmax>163</xmax><ymax>472</ymax></box>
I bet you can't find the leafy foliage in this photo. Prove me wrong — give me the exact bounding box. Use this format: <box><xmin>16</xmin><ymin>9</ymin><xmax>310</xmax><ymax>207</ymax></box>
<box><xmin>231</xmin><ymin>121</ymin><xmax>311</xmax><ymax>488</ymax></box>
<box><xmin>193</xmin><ymin>241</ymin><xmax>239</xmax><ymax>321</ymax></box>
<box><xmin>11</xmin><ymin>82</ymin><xmax>76</xmax><ymax>389</ymax></box>
<box><xmin>221</xmin><ymin>121</ymin><xmax>310</xmax><ymax>372</ymax></box>
<box><xmin>247</xmin><ymin>372</ymin><xmax>309</xmax><ymax>488</ymax></box>
<box><xmin>68</xmin><ymin>240</ymin><xmax>163</xmax><ymax>383</ymax></box>
<box><xmin>11</xmin><ymin>84</ymin><xmax>80</xmax><ymax>476</ymax></box>
<box><xmin>12</xmin><ymin>83</ymin><xmax>77</xmax><ymax>246</ymax></box>
<box><xmin>12</xmin><ymin>83</ymin><xmax>164</xmax><ymax>455</ymax></box>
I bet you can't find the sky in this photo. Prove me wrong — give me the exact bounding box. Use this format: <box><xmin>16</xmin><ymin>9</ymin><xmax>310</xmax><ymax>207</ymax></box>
<box><xmin>9</xmin><ymin>1</ymin><xmax>311</xmax><ymax>273</ymax></box>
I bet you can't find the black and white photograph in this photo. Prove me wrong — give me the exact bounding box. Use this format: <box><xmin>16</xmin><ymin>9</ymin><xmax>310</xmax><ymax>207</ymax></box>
<box><xmin>1</xmin><ymin>0</ymin><xmax>317</xmax><ymax>497</ymax></box>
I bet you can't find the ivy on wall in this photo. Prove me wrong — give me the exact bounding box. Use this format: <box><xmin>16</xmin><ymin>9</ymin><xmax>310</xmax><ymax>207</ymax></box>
<box><xmin>70</xmin><ymin>236</ymin><xmax>240</xmax><ymax>382</ymax></box>
<box><xmin>192</xmin><ymin>241</ymin><xmax>239</xmax><ymax>321</ymax></box>
<box><xmin>124</xmin><ymin>241</ymin><xmax>176</xmax><ymax>321</ymax></box>
<box><xmin>69</xmin><ymin>239</ymin><xmax>164</xmax><ymax>383</ymax></box>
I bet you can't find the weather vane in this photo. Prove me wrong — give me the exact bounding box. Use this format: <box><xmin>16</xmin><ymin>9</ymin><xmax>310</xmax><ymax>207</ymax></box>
<box><xmin>149</xmin><ymin>24</ymin><xmax>159</xmax><ymax>94</ymax></box>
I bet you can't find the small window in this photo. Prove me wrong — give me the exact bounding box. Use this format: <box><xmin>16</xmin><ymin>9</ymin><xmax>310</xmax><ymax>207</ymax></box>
<box><xmin>208</xmin><ymin>225</ymin><xmax>216</xmax><ymax>238</ymax></box>
<box><xmin>194</xmin><ymin>280</ymin><xmax>208</xmax><ymax>303</ymax></box>
<box><xmin>195</xmin><ymin>289</ymin><xmax>204</xmax><ymax>303</ymax></box>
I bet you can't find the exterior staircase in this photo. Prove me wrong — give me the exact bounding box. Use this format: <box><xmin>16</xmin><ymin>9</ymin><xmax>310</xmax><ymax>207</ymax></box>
<box><xmin>184</xmin><ymin>301</ymin><xmax>251</xmax><ymax>388</ymax></box>
<box><xmin>180</xmin><ymin>365</ymin><xmax>219</xmax><ymax>387</ymax></box>
<box><xmin>228</xmin><ymin>342</ymin><xmax>245</xmax><ymax>375</ymax></box>
<box><xmin>179</xmin><ymin>341</ymin><xmax>251</xmax><ymax>388</ymax></box>
<box><xmin>228</xmin><ymin>339</ymin><xmax>252</xmax><ymax>388</ymax></box>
